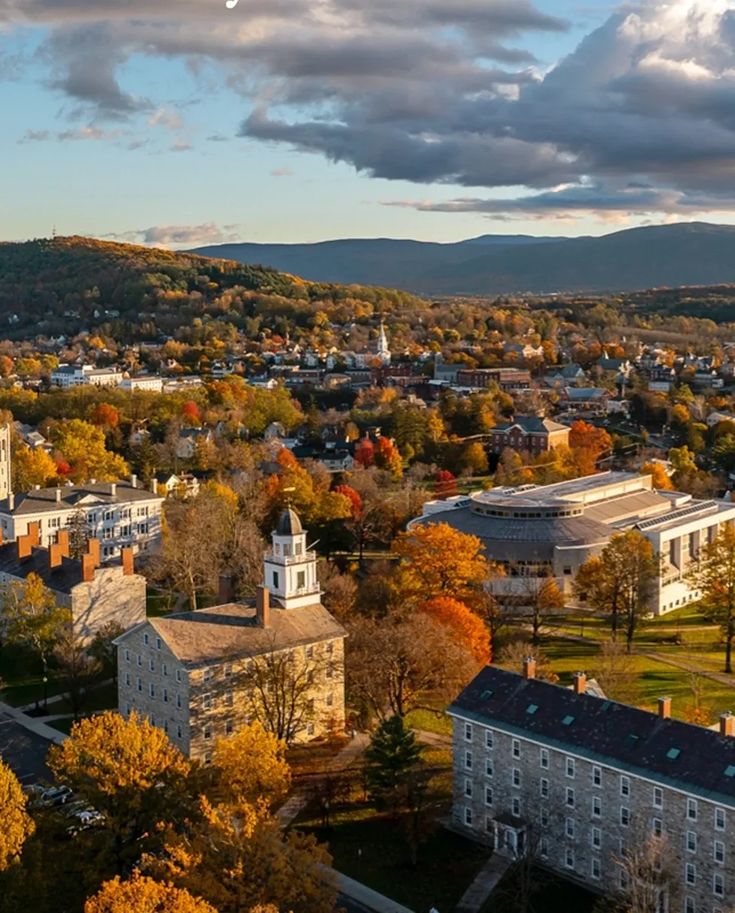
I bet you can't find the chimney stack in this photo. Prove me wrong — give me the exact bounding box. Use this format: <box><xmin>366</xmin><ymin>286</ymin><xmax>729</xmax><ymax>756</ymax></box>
<box><xmin>86</xmin><ymin>538</ymin><xmax>101</xmax><ymax>569</ymax></box>
<box><xmin>56</xmin><ymin>529</ymin><xmax>70</xmax><ymax>558</ymax></box>
<box><xmin>17</xmin><ymin>534</ymin><xmax>32</xmax><ymax>560</ymax></box>
<box><xmin>81</xmin><ymin>554</ymin><xmax>96</xmax><ymax>582</ymax></box>
<box><xmin>130</xmin><ymin>473</ymin><xmax>138</xmax><ymax>489</ymax></box>
<box><xmin>109</xmin><ymin>482</ymin><xmax>116</xmax><ymax>498</ymax></box>
<box><xmin>256</xmin><ymin>585</ymin><xmax>270</xmax><ymax>628</ymax></box>
<box><xmin>658</xmin><ymin>697</ymin><xmax>672</xmax><ymax>720</ymax></box>
<box><xmin>523</xmin><ymin>656</ymin><xmax>536</xmax><ymax>680</ymax></box>
<box><xmin>720</xmin><ymin>712</ymin><xmax>735</xmax><ymax>738</ymax></box>
<box><xmin>573</xmin><ymin>672</ymin><xmax>587</xmax><ymax>695</ymax></box>
<box><xmin>48</xmin><ymin>542</ymin><xmax>63</xmax><ymax>569</ymax></box>
<box><xmin>55</xmin><ymin>488</ymin><xmax>62</xmax><ymax>503</ymax></box>
<box><xmin>121</xmin><ymin>547</ymin><xmax>134</xmax><ymax>577</ymax></box>
<box><xmin>218</xmin><ymin>573</ymin><xmax>234</xmax><ymax>604</ymax></box>
<box><xmin>27</xmin><ymin>521</ymin><xmax>40</xmax><ymax>548</ymax></box>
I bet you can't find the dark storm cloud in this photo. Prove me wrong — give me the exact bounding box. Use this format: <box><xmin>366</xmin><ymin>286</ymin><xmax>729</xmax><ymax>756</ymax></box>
<box><xmin>5</xmin><ymin>0</ymin><xmax>735</xmax><ymax>219</ymax></box>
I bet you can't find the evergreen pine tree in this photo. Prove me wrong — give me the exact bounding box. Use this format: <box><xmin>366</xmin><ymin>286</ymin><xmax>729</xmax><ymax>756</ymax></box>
<box><xmin>365</xmin><ymin>715</ymin><xmax>423</xmax><ymax>813</ymax></box>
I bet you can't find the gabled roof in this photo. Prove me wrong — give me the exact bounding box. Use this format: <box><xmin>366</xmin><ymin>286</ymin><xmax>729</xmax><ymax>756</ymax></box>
<box><xmin>494</xmin><ymin>416</ymin><xmax>570</xmax><ymax>435</ymax></box>
<box><xmin>0</xmin><ymin>480</ymin><xmax>162</xmax><ymax>516</ymax></box>
<box><xmin>450</xmin><ymin>666</ymin><xmax>735</xmax><ymax>806</ymax></box>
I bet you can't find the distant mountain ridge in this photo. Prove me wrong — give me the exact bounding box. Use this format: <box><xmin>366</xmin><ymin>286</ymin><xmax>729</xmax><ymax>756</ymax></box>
<box><xmin>194</xmin><ymin>222</ymin><xmax>735</xmax><ymax>295</ymax></box>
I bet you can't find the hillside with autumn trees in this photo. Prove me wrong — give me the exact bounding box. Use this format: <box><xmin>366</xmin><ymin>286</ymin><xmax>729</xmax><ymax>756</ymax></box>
<box><xmin>0</xmin><ymin>236</ymin><xmax>429</xmax><ymax>341</ymax></box>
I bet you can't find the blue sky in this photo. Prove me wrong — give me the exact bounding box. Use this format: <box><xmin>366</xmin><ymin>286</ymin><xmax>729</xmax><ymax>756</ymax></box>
<box><xmin>3</xmin><ymin>0</ymin><xmax>735</xmax><ymax>245</ymax></box>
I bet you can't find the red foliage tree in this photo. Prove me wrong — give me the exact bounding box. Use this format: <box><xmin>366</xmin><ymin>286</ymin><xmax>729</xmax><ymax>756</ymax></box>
<box><xmin>181</xmin><ymin>400</ymin><xmax>202</xmax><ymax>426</ymax></box>
<box><xmin>419</xmin><ymin>596</ymin><xmax>491</xmax><ymax>664</ymax></box>
<box><xmin>333</xmin><ymin>484</ymin><xmax>362</xmax><ymax>517</ymax></box>
<box><xmin>354</xmin><ymin>438</ymin><xmax>375</xmax><ymax>468</ymax></box>
<box><xmin>434</xmin><ymin>469</ymin><xmax>458</xmax><ymax>499</ymax></box>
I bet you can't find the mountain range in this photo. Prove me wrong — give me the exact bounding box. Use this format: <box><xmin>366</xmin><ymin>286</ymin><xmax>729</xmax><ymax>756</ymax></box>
<box><xmin>194</xmin><ymin>222</ymin><xmax>735</xmax><ymax>296</ymax></box>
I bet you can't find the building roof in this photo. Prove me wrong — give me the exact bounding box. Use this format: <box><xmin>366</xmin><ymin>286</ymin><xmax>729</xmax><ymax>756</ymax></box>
<box><xmin>493</xmin><ymin>416</ymin><xmax>570</xmax><ymax>435</ymax></box>
<box><xmin>0</xmin><ymin>480</ymin><xmax>161</xmax><ymax>516</ymax></box>
<box><xmin>276</xmin><ymin>507</ymin><xmax>303</xmax><ymax>536</ymax></box>
<box><xmin>0</xmin><ymin>544</ymin><xmax>130</xmax><ymax>594</ymax></box>
<box><xmin>128</xmin><ymin>602</ymin><xmax>345</xmax><ymax>668</ymax></box>
<box><xmin>450</xmin><ymin>666</ymin><xmax>735</xmax><ymax>807</ymax></box>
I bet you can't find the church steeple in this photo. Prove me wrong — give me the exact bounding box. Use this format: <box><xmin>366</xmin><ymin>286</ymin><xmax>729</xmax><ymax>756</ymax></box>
<box><xmin>263</xmin><ymin>508</ymin><xmax>320</xmax><ymax>609</ymax></box>
<box><xmin>377</xmin><ymin>320</ymin><xmax>391</xmax><ymax>365</ymax></box>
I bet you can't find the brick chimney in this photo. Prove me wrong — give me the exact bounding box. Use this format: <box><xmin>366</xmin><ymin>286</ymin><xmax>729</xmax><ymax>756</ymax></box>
<box><xmin>573</xmin><ymin>672</ymin><xmax>587</xmax><ymax>695</ymax></box>
<box><xmin>523</xmin><ymin>656</ymin><xmax>536</xmax><ymax>680</ymax></box>
<box><xmin>86</xmin><ymin>538</ymin><xmax>101</xmax><ymax>568</ymax></box>
<box><xmin>48</xmin><ymin>542</ymin><xmax>64</xmax><ymax>569</ymax></box>
<box><xmin>56</xmin><ymin>529</ymin><xmax>70</xmax><ymax>558</ymax></box>
<box><xmin>256</xmin><ymin>585</ymin><xmax>270</xmax><ymax>628</ymax></box>
<box><xmin>720</xmin><ymin>712</ymin><xmax>735</xmax><ymax>737</ymax></box>
<box><xmin>27</xmin><ymin>521</ymin><xmax>40</xmax><ymax>547</ymax></box>
<box><xmin>16</xmin><ymin>534</ymin><xmax>32</xmax><ymax>560</ymax></box>
<box><xmin>121</xmin><ymin>547</ymin><xmax>134</xmax><ymax>577</ymax></box>
<box><xmin>218</xmin><ymin>573</ymin><xmax>234</xmax><ymax>604</ymax></box>
<box><xmin>658</xmin><ymin>697</ymin><xmax>672</xmax><ymax>720</ymax></box>
<box><xmin>81</xmin><ymin>554</ymin><xmax>96</xmax><ymax>582</ymax></box>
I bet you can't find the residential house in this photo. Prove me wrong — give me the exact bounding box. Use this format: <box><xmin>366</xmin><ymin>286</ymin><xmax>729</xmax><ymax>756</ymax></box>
<box><xmin>489</xmin><ymin>417</ymin><xmax>570</xmax><ymax>456</ymax></box>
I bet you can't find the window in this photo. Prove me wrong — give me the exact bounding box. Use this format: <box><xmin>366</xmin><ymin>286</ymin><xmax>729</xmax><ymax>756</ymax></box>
<box><xmin>125</xmin><ymin>649</ymin><xmax>130</xmax><ymax>663</ymax></box>
<box><xmin>224</xmin><ymin>663</ymin><xmax>233</xmax><ymax>677</ymax></box>
<box><xmin>620</xmin><ymin>807</ymin><xmax>630</xmax><ymax>827</ymax></box>
<box><xmin>512</xmin><ymin>768</ymin><xmax>521</xmax><ymax>788</ymax></box>
<box><xmin>565</xmin><ymin>817</ymin><xmax>575</xmax><ymax>839</ymax></box>
<box><xmin>685</xmin><ymin>863</ymin><xmax>696</xmax><ymax>887</ymax></box>
<box><xmin>540</xmin><ymin>778</ymin><xmax>549</xmax><ymax>799</ymax></box>
<box><xmin>539</xmin><ymin>837</ymin><xmax>548</xmax><ymax>859</ymax></box>
<box><xmin>485</xmin><ymin>758</ymin><xmax>493</xmax><ymax>778</ymax></box>
<box><xmin>652</xmin><ymin>818</ymin><xmax>662</xmax><ymax>838</ymax></box>
<box><xmin>464</xmin><ymin>807</ymin><xmax>473</xmax><ymax>827</ymax></box>
<box><xmin>326</xmin><ymin>692</ymin><xmax>334</xmax><ymax>707</ymax></box>
<box><xmin>713</xmin><ymin>873</ymin><xmax>724</xmax><ymax>898</ymax></box>
<box><xmin>204</xmin><ymin>669</ymin><xmax>213</xmax><ymax>681</ymax></box>
<box><xmin>149</xmin><ymin>658</ymin><xmax>155</xmax><ymax>671</ymax></box>
<box><xmin>592</xmin><ymin>766</ymin><xmax>601</xmax><ymax>787</ymax></box>
<box><xmin>136</xmin><ymin>654</ymin><xmax>142</xmax><ymax>667</ymax></box>
<box><xmin>715</xmin><ymin>807</ymin><xmax>726</xmax><ymax>831</ymax></box>
<box><xmin>485</xmin><ymin>729</ymin><xmax>494</xmax><ymax>749</ymax></box>
<box><xmin>540</xmin><ymin>748</ymin><xmax>549</xmax><ymax>769</ymax></box>
<box><xmin>591</xmin><ymin>858</ymin><xmax>601</xmax><ymax>880</ymax></box>
<box><xmin>203</xmin><ymin>726</ymin><xmax>212</xmax><ymax>741</ymax></box>
<box><xmin>176</xmin><ymin>694</ymin><xmax>182</xmax><ymax>709</ymax></box>
<box><xmin>137</xmin><ymin>677</ymin><xmax>142</xmax><ymax>692</ymax></box>
<box><xmin>591</xmin><ymin>827</ymin><xmax>601</xmax><ymax>850</ymax></box>
<box><xmin>149</xmin><ymin>682</ymin><xmax>155</xmax><ymax>698</ymax></box>
<box><xmin>565</xmin><ymin>848</ymin><xmax>575</xmax><ymax>870</ymax></box>
<box><xmin>177</xmin><ymin>724</ymin><xmax>183</xmax><ymax>739</ymax></box>
<box><xmin>540</xmin><ymin>807</ymin><xmax>549</xmax><ymax>828</ymax></box>
<box><xmin>592</xmin><ymin>796</ymin><xmax>601</xmax><ymax>818</ymax></box>
<box><xmin>143</xmin><ymin>633</ymin><xmax>149</xmax><ymax>646</ymax></box>
<box><xmin>687</xmin><ymin>799</ymin><xmax>698</xmax><ymax>821</ymax></box>
<box><xmin>176</xmin><ymin>669</ymin><xmax>182</xmax><ymax>683</ymax></box>
<box><xmin>566</xmin><ymin>787</ymin><xmax>575</xmax><ymax>808</ymax></box>
<box><xmin>464</xmin><ymin>779</ymin><xmax>473</xmax><ymax>798</ymax></box>
<box><xmin>156</xmin><ymin>637</ymin><xmax>161</xmax><ymax>650</ymax></box>
<box><xmin>464</xmin><ymin>722</ymin><xmax>473</xmax><ymax>741</ymax></box>
<box><xmin>485</xmin><ymin>786</ymin><xmax>493</xmax><ymax>806</ymax></box>
<box><xmin>465</xmin><ymin>750</ymin><xmax>473</xmax><ymax>771</ymax></box>
<box><xmin>297</xmin><ymin>571</ymin><xmax>306</xmax><ymax>589</ymax></box>
<box><xmin>686</xmin><ymin>831</ymin><xmax>697</xmax><ymax>853</ymax></box>
<box><xmin>162</xmin><ymin>663</ymin><xmax>168</xmax><ymax>677</ymax></box>
<box><xmin>125</xmin><ymin>672</ymin><xmax>131</xmax><ymax>686</ymax></box>
<box><xmin>202</xmin><ymin>694</ymin><xmax>212</xmax><ymax>710</ymax></box>
<box><xmin>272</xmin><ymin>571</ymin><xmax>279</xmax><ymax>589</ymax></box>
<box><xmin>620</xmin><ymin>776</ymin><xmax>630</xmax><ymax>798</ymax></box>
<box><xmin>512</xmin><ymin>738</ymin><xmax>521</xmax><ymax>759</ymax></box>
<box><xmin>566</xmin><ymin>757</ymin><xmax>575</xmax><ymax>779</ymax></box>
<box><xmin>684</xmin><ymin>897</ymin><xmax>694</xmax><ymax>913</ymax></box>
<box><xmin>512</xmin><ymin>797</ymin><xmax>521</xmax><ymax>818</ymax></box>
<box><xmin>653</xmin><ymin>787</ymin><xmax>663</xmax><ymax>809</ymax></box>
<box><xmin>163</xmin><ymin>689</ymin><xmax>168</xmax><ymax>703</ymax></box>
<box><xmin>714</xmin><ymin>840</ymin><xmax>725</xmax><ymax>865</ymax></box>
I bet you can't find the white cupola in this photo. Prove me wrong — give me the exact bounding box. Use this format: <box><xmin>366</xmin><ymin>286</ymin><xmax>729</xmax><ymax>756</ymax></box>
<box><xmin>263</xmin><ymin>508</ymin><xmax>320</xmax><ymax>609</ymax></box>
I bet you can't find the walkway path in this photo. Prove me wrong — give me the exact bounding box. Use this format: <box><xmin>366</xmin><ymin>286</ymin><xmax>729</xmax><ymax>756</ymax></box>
<box><xmin>277</xmin><ymin>732</ymin><xmax>370</xmax><ymax>826</ymax></box>
<box><xmin>453</xmin><ymin>854</ymin><xmax>512</xmax><ymax>913</ymax></box>
<box><xmin>0</xmin><ymin>700</ymin><xmax>66</xmax><ymax>745</ymax></box>
<box><xmin>334</xmin><ymin>871</ymin><xmax>416</xmax><ymax>913</ymax></box>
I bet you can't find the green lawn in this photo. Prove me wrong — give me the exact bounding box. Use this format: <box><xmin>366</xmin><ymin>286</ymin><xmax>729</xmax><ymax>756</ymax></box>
<box><xmin>0</xmin><ymin>644</ymin><xmax>64</xmax><ymax>707</ymax></box>
<box><xmin>405</xmin><ymin>706</ymin><xmax>452</xmax><ymax>737</ymax></box>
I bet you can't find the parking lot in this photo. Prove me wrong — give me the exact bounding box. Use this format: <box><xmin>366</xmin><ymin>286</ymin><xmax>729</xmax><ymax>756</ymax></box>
<box><xmin>0</xmin><ymin>710</ymin><xmax>54</xmax><ymax>785</ymax></box>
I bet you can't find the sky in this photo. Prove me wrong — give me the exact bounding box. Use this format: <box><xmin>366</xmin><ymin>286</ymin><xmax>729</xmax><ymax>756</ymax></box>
<box><xmin>2</xmin><ymin>0</ymin><xmax>735</xmax><ymax>246</ymax></box>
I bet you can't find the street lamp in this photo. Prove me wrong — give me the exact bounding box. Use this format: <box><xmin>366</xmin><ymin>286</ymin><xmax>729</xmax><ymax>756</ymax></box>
<box><xmin>42</xmin><ymin>675</ymin><xmax>48</xmax><ymax>712</ymax></box>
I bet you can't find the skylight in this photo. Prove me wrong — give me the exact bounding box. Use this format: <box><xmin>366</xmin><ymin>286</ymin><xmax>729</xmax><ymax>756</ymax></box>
<box><xmin>480</xmin><ymin>689</ymin><xmax>493</xmax><ymax>700</ymax></box>
<box><xmin>562</xmin><ymin>715</ymin><xmax>575</xmax><ymax>726</ymax></box>
<box><xmin>666</xmin><ymin>748</ymin><xmax>681</xmax><ymax>760</ymax></box>
<box><xmin>526</xmin><ymin>704</ymin><xmax>539</xmax><ymax>715</ymax></box>
<box><xmin>725</xmin><ymin>765</ymin><xmax>735</xmax><ymax>778</ymax></box>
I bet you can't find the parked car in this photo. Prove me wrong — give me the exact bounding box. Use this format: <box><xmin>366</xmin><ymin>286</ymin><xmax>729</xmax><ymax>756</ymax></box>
<box><xmin>40</xmin><ymin>785</ymin><xmax>72</xmax><ymax>807</ymax></box>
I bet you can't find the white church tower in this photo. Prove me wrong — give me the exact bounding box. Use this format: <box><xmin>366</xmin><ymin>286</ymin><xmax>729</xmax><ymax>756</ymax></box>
<box><xmin>376</xmin><ymin>321</ymin><xmax>391</xmax><ymax>366</ymax></box>
<box><xmin>0</xmin><ymin>423</ymin><xmax>12</xmax><ymax>502</ymax></box>
<box><xmin>263</xmin><ymin>508</ymin><xmax>321</xmax><ymax>610</ymax></box>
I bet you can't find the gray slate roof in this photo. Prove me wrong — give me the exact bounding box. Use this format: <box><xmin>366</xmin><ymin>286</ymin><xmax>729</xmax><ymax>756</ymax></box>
<box><xmin>0</xmin><ymin>480</ymin><xmax>161</xmax><ymax>515</ymax></box>
<box><xmin>450</xmin><ymin>666</ymin><xmax>735</xmax><ymax>806</ymax></box>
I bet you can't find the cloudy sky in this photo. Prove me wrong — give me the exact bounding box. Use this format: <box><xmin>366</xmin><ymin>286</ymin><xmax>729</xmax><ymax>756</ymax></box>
<box><xmin>3</xmin><ymin>0</ymin><xmax>735</xmax><ymax>245</ymax></box>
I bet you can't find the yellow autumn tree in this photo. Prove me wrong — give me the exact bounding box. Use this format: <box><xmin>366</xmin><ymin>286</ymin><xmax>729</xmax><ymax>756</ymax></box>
<box><xmin>211</xmin><ymin>721</ymin><xmax>291</xmax><ymax>809</ymax></box>
<box><xmin>12</xmin><ymin>445</ymin><xmax>58</xmax><ymax>491</ymax></box>
<box><xmin>49</xmin><ymin>418</ymin><xmax>129</xmax><ymax>482</ymax></box>
<box><xmin>48</xmin><ymin>711</ymin><xmax>192</xmax><ymax>869</ymax></box>
<box><xmin>391</xmin><ymin>522</ymin><xmax>492</xmax><ymax>609</ymax></box>
<box><xmin>640</xmin><ymin>461</ymin><xmax>674</xmax><ymax>491</ymax></box>
<box><xmin>85</xmin><ymin>873</ymin><xmax>217</xmax><ymax>913</ymax></box>
<box><xmin>147</xmin><ymin>798</ymin><xmax>335</xmax><ymax>913</ymax></box>
<box><xmin>0</xmin><ymin>757</ymin><xmax>35</xmax><ymax>871</ymax></box>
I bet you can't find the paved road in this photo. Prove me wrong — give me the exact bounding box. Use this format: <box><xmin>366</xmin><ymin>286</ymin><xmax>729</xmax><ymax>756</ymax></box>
<box><xmin>0</xmin><ymin>710</ymin><xmax>54</xmax><ymax>784</ymax></box>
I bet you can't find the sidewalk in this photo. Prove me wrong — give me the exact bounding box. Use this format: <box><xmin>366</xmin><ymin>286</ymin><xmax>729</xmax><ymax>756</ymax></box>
<box><xmin>335</xmin><ymin>870</ymin><xmax>416</xmax><ymax>913</ymax></box>
<box><xmin>0</xmin><ymin>700</ymin><xmax>67</xmax><ymax>745</ymax></box>
<box><xmin>278</xmin><ymin>731</ymin><xmax>370</xmax><ymax>826</ymax></box>
<box><xmin>453</xmin><ymin>854</ymin><xmax>512</xmax><ymax>913</ymax></box>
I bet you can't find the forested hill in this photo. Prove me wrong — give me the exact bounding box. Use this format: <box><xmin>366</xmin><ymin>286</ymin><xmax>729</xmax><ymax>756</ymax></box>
<box><xmin>0</xmin><ymin>236</ymin><xmax>427</xmax><ymax>340</ymax></box>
